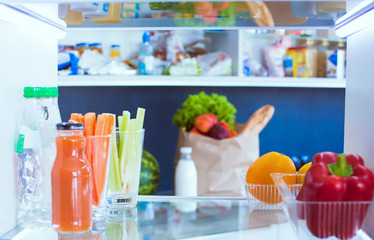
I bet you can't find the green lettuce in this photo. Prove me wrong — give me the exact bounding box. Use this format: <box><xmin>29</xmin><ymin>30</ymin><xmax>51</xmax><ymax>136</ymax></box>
<box><xmin>172</xmin><ymin>91</ymin><xmax>237</xmax><ymax>132</ymax></box>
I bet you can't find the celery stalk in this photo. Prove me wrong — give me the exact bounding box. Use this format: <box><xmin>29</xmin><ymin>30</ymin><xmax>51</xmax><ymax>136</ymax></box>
<box><xmin>136</xmin><ymin>108</ymin><xmax>145</xmax><ymax>130</ymax></box>
<box><xmin>119</xmin><ymin>111</ymin><xmax>130</xmax><ymax>183</ymax></box>
<box><xmin>119</xmin><ymin>111</ymin><xmax>130</xmax><ymax>159</ymax></box>
<box><xmin>118</xmin><ymin>116</ymin><xmax>122</xmax><ymax>131</ymax></box>
<box><xmin>121</xmin><ymin>120</ymin><xmax>137</xmax><ymax>193</ymax></box>
<box><xmin>120</xmin><ymin>108</ymin><xmax>145</xmax><ymax>194</ymax></box>
<box><xmin>109</xmin><ymin>115</ymin><xmax>121</xmax><ymax>191</ymax></box>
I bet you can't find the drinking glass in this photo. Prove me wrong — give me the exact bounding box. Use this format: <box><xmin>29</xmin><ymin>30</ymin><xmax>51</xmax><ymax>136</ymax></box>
<box><xmin>106</xmin><ymin>129</ymin><xmax>145</xmax><ymax>210</ymax></box>
<box><xmin>86</xmin><ymin>134</ymin><xmax>112</xmax><ymax>222</ymax></box>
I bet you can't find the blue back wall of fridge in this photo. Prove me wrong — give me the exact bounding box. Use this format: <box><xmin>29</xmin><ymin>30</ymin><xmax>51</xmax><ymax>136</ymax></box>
<box><xmin>59</xmin><ymin>86</ymin><xmax>345</xmax><ymax>194</ymax></box>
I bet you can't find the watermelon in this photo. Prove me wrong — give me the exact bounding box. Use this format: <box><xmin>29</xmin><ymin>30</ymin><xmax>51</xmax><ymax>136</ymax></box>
<box><xmin>138</xmin><ymin>150</ymin><xmax>160</xmax><ymax>195</ymax></box>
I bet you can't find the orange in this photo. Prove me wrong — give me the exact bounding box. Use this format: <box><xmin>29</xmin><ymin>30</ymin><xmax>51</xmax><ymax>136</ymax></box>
<box><xmin>246</xmin><ymin>152</ymin><xmax>296</xmax><ymax>204</ymax></box>
<box><xmin>298</xmin><ymin>162</ymin><xmax>312</xmax><ymax>175</ymax></box>
<box><xmin>297</xmin><ymin>162</ymin><xmax>312</xmax><ymax>184</ymax></box>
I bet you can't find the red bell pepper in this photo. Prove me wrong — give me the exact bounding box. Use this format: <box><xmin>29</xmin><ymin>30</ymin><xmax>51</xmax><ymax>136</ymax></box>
<box><xmin>296</xmin><ymin>152</ymin><xmax>374</xmax><ymax>239</ymax></box>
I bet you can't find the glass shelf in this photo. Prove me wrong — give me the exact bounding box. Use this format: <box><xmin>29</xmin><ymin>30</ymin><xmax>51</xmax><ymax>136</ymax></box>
<box><xmin>63</xmin><ymin>1</ymin><xmax>345</xmax><ymax>29</ymax></box>
<box><xmin>1</xmin><ymin>196</ymin><xmax>297</xmax><ymax>240</ymax></box>
<box><xmin>57</xmin><ymin>75</ymin><xmax>346</xmax><ymax>88</ymax></box>
<box><xmin>242</xmin><ymin>31</ymin><xmax>346</xmax><ymax>43</ymax></box>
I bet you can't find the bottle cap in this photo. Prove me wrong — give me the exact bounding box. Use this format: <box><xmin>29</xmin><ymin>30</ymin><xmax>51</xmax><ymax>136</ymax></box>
<box><xmin>320</xmin><ymin>40</ymin><xmax>330</xmax><ymax>46</ymax></box>
<box><xmin>283</xmin><ymin>57</ymin><xmax>293</xmax><ymax>68</ymax></box>
<box><xmin>142</xmin><ymin>31</ymin><xmax>151</xmax><ymax>43</ymax></box>
<box><xmin>111</xmin><ymin>44</ymin><xmax>120</xmax><ymax>48</ymax></box>
<box><xmin>90</xmin><ymin>43</ymin><xmax>102</xmax><ymax>47</ymax></box>
<box><xmin>56</xmin><ymin>122</ymin><xmax>84</xmax><ymax>130</ymax></box>
<box><xmin>180</xmin><ymin>147</ymin><xmax>192</xmax><ymax>154</ymax></box>
<box><xmin>337</xmin><ymin>41</ymin><xmax>346</xmax><ymax>48</ymax></box>
<box><xmin>305</xmin><ymin>38</ymin><xmax>315</xmax><ymax>46</ymax></box>
<box><xmin>23</xmin><ymin>87</ymin><xmax>42</xmax><ymax>98</ymax></box>
<box><xmin>76</xmin><ymin>42</ymin><xmax>88</xmax><ymax>48</ymax></box>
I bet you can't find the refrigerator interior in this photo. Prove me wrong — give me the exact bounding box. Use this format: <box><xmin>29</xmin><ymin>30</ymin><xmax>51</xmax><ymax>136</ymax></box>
<box><xmin>1</xmin><ymin>0</ymin><xmax>374</xmax><ymax>237</ymax></box>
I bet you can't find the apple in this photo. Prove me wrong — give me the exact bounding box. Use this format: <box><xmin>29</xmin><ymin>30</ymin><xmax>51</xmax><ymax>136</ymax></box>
<box><xmin>194</xmin><ymin>115</ymin><xmax>214</xmax><ymax>133</ymax></box>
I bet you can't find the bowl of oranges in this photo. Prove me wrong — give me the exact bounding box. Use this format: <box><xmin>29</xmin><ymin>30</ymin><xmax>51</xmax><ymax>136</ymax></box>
<box><xmin>242</xmin><ymin>151</ymin><xmax>311</xmax><ymax>209</ymax></box>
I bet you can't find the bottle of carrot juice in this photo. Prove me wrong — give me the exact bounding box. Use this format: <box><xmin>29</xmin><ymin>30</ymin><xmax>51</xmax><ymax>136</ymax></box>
<box><xmin>52</xmin><ymin>122</ymin><xmax>92</xmax><ymax>233</ymax></box>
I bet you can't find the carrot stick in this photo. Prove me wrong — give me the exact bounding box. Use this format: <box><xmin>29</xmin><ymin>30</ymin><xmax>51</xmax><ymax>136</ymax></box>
<box><xmin>91</xmin><ymin>114</ymin><xmax>107</xmax><ymax>206</ymax></box>
<box><xmin>84</xmin><ymin>112</ymin><xmax>96</xmax><ymax>137</ymax></box>
<box><xmin>70</xmin><ymin>113</ymin><xmax>83</xmax><ymax>122</ymax></box>
<box><xmin>70</xmin><ymin>113</ymin><xmax>85</xmax><ymax>135</ymax></box>
<box><xmin>95</xmin><ymin>114</ymin><xmax>106</xmax><ymax>136</ymax></box>
<box><xmin>95</xmin><ymin>114</ymin><xmax>115</xmax><ymax>205</ymax></box>
<box><xmin>103</xmin><ymin>114</ymin><xmax>115</xmax><ymax>135</ymax></box>
<box><xmin>84</xmin><ymin>113</ymin><xmax>96</xmax><ymax>183</ymax></box>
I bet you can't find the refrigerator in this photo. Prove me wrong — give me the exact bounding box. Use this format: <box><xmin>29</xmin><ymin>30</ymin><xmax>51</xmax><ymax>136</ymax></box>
<box><xmin>0</xmin><ymin>0</ymin><xmax>374</xmax><ymax>237</ymax></box>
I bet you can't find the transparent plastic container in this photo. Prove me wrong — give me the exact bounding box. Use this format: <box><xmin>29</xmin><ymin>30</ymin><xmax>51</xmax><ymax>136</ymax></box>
<box><xmin>240</xmin><ymin>172</ymin><xmax>283</xmax><ymax>210</ymax></box>
<box><xmin>271</xmin><ymin>173</ymin><xmax>372</xmax><ymax>240</ymax></box>
<box><xmin>70</xmin><ymin>2</ymin><xmax>99</xmax><ymax>12</ymax></box>
<box><xmin>58</xmin><ymin>4</ymin><xmax>69</xmax><ymax>19</ymax></box>
<box><xmin>83</xmin><ymin>3</ymin><xmax>109</xmax><ymax>18</ymax></box>
<box><xmin>62</xmin><ymin>5</ymin><xmax>85</xmax><ymax>25</ymax></box>
<box><xmin>92</xmin><ymin>3</ymin><xmax>122</xmax><ymax>24</ymax></box>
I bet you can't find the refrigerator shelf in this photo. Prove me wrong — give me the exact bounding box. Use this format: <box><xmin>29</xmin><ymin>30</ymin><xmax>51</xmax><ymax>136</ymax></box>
<box><xmin>58</xmin><ymin>75</ymin><xmax>346</xmax><ymax>88</ymax></box>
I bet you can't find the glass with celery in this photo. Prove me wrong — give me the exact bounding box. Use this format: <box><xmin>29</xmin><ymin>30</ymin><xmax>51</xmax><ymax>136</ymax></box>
<box><xmin>107</xmin><ymin>108</ymin><xmax>145</xmax><ymax>210</ymax></box>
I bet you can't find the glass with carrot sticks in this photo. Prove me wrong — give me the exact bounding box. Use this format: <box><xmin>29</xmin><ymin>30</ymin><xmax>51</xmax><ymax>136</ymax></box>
<box><xmin>68</xmin><ymin>112</ymin><xmax>115</xmax><ymax>223</ymax></box>
<box><xmin>86</xmin><ymin>134</ymin><xmax>112</xmax><ymax>222</ymax></box>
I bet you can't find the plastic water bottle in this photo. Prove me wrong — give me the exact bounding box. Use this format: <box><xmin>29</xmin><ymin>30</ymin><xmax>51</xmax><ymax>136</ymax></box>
<box><xmin>41</xmin><ymin>87</ymin><xmax>62</xmax><ymax>161</ymax></box>
<box><xmin>15</xmin><ymin>87</ymin><xmax>52</xmax><ymax>227</ymax></box>
<box><xmin>138</xmin><ymin>31</ymin><xmax>154</xmax><ymax>75</ymax></box>
<box><xmin>175</xmin><ymin>147</ymin><xmax>198</xmax><ymax>212</ymax></box>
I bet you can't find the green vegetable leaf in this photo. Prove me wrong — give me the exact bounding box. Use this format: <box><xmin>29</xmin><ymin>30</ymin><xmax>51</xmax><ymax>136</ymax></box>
<box><xmin>172</xmin><ymin>91</ymin><xmax>237</xmax><ymax>131</ymax></box>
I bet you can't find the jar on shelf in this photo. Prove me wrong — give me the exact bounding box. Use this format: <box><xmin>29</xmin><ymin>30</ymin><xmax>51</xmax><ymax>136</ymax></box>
<box><xmin>110</xmin><ymin>44</ymin><xmax>121</xmax><ymax>58</ymax></box>
<box><xmin>297</xmin><ymin>38</ymin><xmax>317</xmax><ymax>77</ymax></box>
<box><xmin>75</xmin><ymin>42</ymin><xmax>89</xmax><ymax>56</ymax></box>
<box><xmin>316</xmin><ymin>39</ymin><xmax>330</xmax><ymax>78</ymax></box>
<box><xmin>89</xmin><ymin>43</ymin><xmax>103</xmax><ymax>54</ymax></box>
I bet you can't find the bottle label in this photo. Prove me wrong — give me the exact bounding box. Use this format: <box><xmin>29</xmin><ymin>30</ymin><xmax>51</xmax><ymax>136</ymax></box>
<box><xmin>43</xmin><ymin>106</ymin><xmax>49</xmax><ymax>120</ymax></box>
<box><xmin>16</xmin><ymin>134</ymin><xmax>25</xmax><ymax>153</ymax></box>
<box><xmin>144</xmin><ymin>56</ymin><xmax>154</xmax><ymax>71</ymax></box>
<box><xmin>103</xmin><ymin>3</ymin><xmax>109</xmax><ymax>12</ymax></box>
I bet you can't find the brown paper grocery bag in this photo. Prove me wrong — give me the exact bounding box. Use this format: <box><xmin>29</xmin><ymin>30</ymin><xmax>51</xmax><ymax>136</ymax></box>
<box><xmin>174</xmin><ymin>124</ymin><xmax>259</xmax><ymax>196</ymax></box>
<box><xmin>174</xmin><ymin>105</ymin><xmax>275</xmax><ymax>196</ymax></box>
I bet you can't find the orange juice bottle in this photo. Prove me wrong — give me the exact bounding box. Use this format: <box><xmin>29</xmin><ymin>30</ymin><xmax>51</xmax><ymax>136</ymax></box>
<box><xmin>52</xmin><ymin>122</ymin><xmax>92</xmax><ymax>233</ymax></box>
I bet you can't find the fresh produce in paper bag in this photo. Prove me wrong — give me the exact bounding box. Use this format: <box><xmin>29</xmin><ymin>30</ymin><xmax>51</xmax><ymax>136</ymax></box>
<box><xmin>192</xmin><ymin>113</ymin><xmax>236</xmax><ymax>140</ymax></box>
<box><xmin>172</xmin><ymin>91</ymin><xmax>236</xmax><ymax>132</ymax></box>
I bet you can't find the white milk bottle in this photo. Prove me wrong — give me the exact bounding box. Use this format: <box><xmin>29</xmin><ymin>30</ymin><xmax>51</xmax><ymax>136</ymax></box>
<box><xmin>175</xmin><ymin>147</ymin><xmax>198</xmax><ymax>212</ymax></box>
